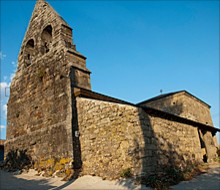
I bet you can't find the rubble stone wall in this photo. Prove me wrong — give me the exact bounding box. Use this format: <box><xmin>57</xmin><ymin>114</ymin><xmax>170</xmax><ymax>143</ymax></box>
<box><xmin>4</xmin><ymin>0</ymin><xmax>75</xmax><ymax>172</ymax></box>
<box><xmin>76</xmin><ymin>97</ymin><xmax>204</xmax><ymax>179</ymax></box>
<box><xmin>5</xmin><ymin>121</ymin><xmax>72</xmax><ymax>162</ymax></box>
<box><xmin>141</xmin><ymin>92</ymin><xmax>213</xmax><ymax>126</ymax></box>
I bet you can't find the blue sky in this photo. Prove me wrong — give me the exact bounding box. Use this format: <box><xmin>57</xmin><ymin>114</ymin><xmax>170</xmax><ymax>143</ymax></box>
<box><xmin>0</xmin><ymin>0</ymin><xmax>219</xmax><ymax>142</ymax></box>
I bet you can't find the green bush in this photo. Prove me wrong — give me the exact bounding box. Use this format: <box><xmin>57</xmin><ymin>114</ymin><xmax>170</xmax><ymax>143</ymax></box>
<box><xmin>145</xmin><ymin>174</ymin><xmax>167</xmax><ymax>190</ymax></box>
<box><xmin>143</xmin><ymin>163</ymin><xmax>203</xmax><ymax>189</ymax></box>
<box><xmin>120</xmin><ymin>168</ymin><xmax>132</xmax><ymax>178</ymax></box>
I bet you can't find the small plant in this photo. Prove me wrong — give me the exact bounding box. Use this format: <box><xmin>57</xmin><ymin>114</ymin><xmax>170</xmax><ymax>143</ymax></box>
<box><xmin>165</xmin><ymin>166</ymin><xmax>183</xmax><ymax>183</ymax></box>
<box><xmin>143</xmin><ymin>163</ymin><xmax>205</xmax><ymax>189</ymax></box>
<box><xmin>16</xmin><ymin>112</ymin><xmax>20</xmax><ymax>118</ymax></box>
<box><xmin>145</xmin><ymin>174</ymin><xmax>166</xmax><ymax>190</ymax></box>
<box><xmin>214</xmin><ymin>157</ymin><xmax>220</xmax><ymax>162</ymax></box>
<box><xmin>36</xmin><ymin>68</ymin><xmax>46</xmax><ymax>81</ymax></box>
<box><xmin>120</xmin><ymin>168</ymin><xmax>132</xmax><ymax>178</ymax></box>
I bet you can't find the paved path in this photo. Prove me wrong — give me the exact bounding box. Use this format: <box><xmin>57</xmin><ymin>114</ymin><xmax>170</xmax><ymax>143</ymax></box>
<box><xmin>0</xmin><ymin>164</ymin><xmax>219</xmax><ymax>190</ymax></box>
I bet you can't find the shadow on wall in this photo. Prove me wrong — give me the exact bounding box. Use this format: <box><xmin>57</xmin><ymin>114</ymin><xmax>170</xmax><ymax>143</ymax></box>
<box><xmin>116</xmin><ymin>102</ymin><xmax>204</xmax><ymax>189</ymax></box>
<box><xmin>0</xmin><ymin>170</ymin><xmax>57</xmax><ymax>190</ymax></box>
<box><xmin>3</xmin><ymin>149</ymin><xmax>33</xmax><ymax>171</ymax></box>
<box><xmin>0</xmin><ymin>146</ymin><xmax>4</xmax><ymax>161</ymax></box>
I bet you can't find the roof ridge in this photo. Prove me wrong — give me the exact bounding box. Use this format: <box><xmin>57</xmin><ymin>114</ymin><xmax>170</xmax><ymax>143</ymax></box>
<box><xmin>137</xmin><ymin>90</ymin><xmax>210</xmax><ymax>108</ymax></box>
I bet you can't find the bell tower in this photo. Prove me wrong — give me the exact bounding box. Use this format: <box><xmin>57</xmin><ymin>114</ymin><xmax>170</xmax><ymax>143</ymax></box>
<box><xmin>16</xmin><ymin>0</ymin><xmax>91</xmax><ymax>90</ymax></box>
<box><xmin>5</xmin><ymin>0</ymin><xmax>90</xmax><ymax>172</ymax></box>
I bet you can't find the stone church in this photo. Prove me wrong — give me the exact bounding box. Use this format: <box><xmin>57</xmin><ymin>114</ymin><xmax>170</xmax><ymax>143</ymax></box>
<box><xmin>5</xmin><ymin>0</ymin><xmax>219</xmax><ymax>179</ymax></box>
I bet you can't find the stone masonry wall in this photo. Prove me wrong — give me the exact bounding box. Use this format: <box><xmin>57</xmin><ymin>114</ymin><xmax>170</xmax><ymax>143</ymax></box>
<box><xmin>76</xmin><ymin>97</ymin><xmax>203</xmax><ymax>179</ymax></box>
<box><xmin>5</xmin><ymin>0</ymin><xmax>217</xmax><ymax>180</ymax></box>
<box><xmin>141</xmin><ymin>92</ymin><xmax>213</xmax><ymax>126</ymax></box>
<box><xmin>5</xmin><ymin>0</ymin><xmax>75</xmax><ymax>173</ymax></box>
<box><xmin>149</xmin><ymin>116</ymin><xmax>203</xmax><ymax>165</ymax></box>
<box><xmin>141</xmin><ymin>92</ymin><xmax>219</xmax><ymax>156</ymax></box>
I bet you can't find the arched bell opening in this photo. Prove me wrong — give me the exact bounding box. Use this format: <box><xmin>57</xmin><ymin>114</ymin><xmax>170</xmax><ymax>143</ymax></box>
<box><xmin>41</xmin><ymin>25</ymin><xmax>52</xmax><ymax>55</ymax></box>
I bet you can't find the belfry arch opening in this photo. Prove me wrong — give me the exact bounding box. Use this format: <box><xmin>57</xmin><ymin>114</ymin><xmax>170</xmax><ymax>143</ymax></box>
<box><xmin>24</xmin><ymin>39</ymin><xmax>35</xmax><ymax>67</ymax></box>
<box><xmin>41</xmin><ymin>25</ymin><xmax>52</xmax><ymax>54</ymax></box>
<box><xmin>27</xmin><ymin>39</ymin><xmax>34</xmax><ymax>48</ymax></box>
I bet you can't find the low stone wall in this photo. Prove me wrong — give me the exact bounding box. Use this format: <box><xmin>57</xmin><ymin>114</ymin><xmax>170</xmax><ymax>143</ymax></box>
<box><xmin>76</xmin><ymin>97</ymin><xmax>204</xmax><ymax>179</ymax></box>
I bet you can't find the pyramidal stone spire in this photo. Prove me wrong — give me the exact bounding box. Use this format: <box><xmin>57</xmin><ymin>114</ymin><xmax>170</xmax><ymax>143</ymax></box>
<box><xmin>5</xmin><ymin>0</ymin><xmax>91</xmax><ymax>172</ymax></box>
<box><xmin>13</xmin><ymin>0</ymin><xmax>91</xmax><ymax>89</ymax></box>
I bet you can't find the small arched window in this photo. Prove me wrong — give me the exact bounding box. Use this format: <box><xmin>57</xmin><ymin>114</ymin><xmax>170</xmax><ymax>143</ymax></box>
<box><xmin>25</xmin><ymin>39</ymin><xmax>35</xmax><ymax>66</ymax></box>
<box><xmin>27</xmin><ymin>39</ymin><xmax>34</xmax><ymax>48</ymax></box>
<box><xmin>41</xmin><ymin>25</ymin><xmax>52</xmax><ymax>54</ymax></box>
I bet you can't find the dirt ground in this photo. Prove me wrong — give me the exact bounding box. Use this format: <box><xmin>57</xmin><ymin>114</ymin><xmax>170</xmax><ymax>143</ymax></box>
<box><xmin>0</xmin><ymin>163</ymin><xmax>219</xmax><ymax>190</ymax></box>
<box><xmin>0</xmin><ymin>169</ymin><xmax>149</xmax><ymax>190</ymax></box>
<box><xmin>171</xmin><ymin>162</ymin><xmax>220</xmax><ymax>190</ymax></box>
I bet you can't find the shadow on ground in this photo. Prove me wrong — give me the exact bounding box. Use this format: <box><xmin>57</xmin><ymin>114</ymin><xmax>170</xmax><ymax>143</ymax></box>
<box><xmin>115</xmin><ymin>101</ymin><xmax>210</xmax><ymax>189</ymax></box>
<box><xmin>0</xmin><ymin>170</ymin><xmax>57</xmax><ymax>190</ymax></box>
<box><xmin>171</xmin><ymin>167</ymin><xmax>220</xmax><ymax>190</ymax></box>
